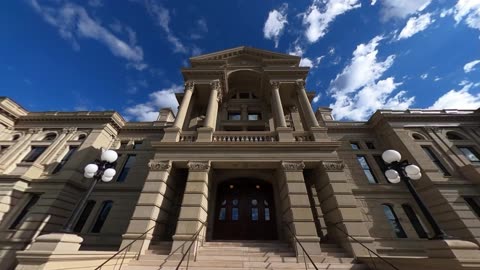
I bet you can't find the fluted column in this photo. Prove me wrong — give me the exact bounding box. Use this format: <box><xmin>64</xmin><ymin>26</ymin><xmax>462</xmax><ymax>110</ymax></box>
<box><xmin>271</xmin><ymin>81</ymin><xmax>287</xmax><ymax>128</ymax></box>
<box><xmin>296</xmin><ymin>80</ymin><xmax>319</xmax><ymax>128</ymax></box>
<box><xmin>173</xmin><ymin>81</ymin><xmax>195</xmax><ymax>130</ymax></box>
<box><xmin>204</xmin><ymin>80</ymin><xmax>222</xmax><ymax>130</ymax></box>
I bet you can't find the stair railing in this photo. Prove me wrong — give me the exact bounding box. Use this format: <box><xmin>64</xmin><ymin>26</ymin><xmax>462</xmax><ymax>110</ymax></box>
<box><xmin>283</xmin><ymin>222</ymin><xmax>319</xmax><ymax>270</ymax></box>
<box><xmin>174</xmin><ymin>222</ymin><xmax>206</xmax><ymax>270</ymax></box>
<box><xmin>327</xmin><ymin>222</ymin><xmax>400</xmax><ymax>270</ymax></box>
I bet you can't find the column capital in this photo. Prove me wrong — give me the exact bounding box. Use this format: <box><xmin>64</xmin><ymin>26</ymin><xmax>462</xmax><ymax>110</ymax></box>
<box><xmin>281</xmin><ymin>161</ymin><xmax>305</xmax><ymax>172</ymax></box>
<box><xmin>295</xmin><ymin>79</ymin><xmax>306</xmax><ymax>90</ymax></box>
<box><xmin>320</xmin><ymin>160</ymin><xmax>345</xmax><ymax>172</ymax></box>
<box><xmin>27</xmin><ymin>128</ymin><xmax>43</xmax><ymax>134</ymax></box>
<box><xmin>184</xmin><ymin>81</ymin><xmax>195</xmax><ymax>91</ymax></box>
<box><xmin>187</xmin><ymin>161</ymin><xmax>210</xmax><ymax>172</ymax></box>
<box><xmin>270</xmin><ymin>80</ymin><xmax>281</xmax><ymax>90</ymax></box>
<box><xmin>62</xmin><ymin>127</ymin><xmax>77</xmax><ymax>134</ymax></box>
<box><xmin>148</xmin><ymin>160</ymin><xmax>172</xmax><ymax>171</ymax></box>
<box><xmin>210</xmin><ymin>79</ymin><xmax>223</xmax><ymax>102</ymax></box>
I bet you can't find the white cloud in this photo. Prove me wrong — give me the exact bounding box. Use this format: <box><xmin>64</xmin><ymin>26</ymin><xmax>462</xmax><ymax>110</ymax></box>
<box><xmin>313</xmin><ymin>93</ymin><xmax>321</xmax><ymax>103</ymax></box>
<box><xmin>428</xmin><ymin>83</ymin><xmax>480</xmax><ymax>109</ymax></box>
<box><xmin>302</xmin><ymin>0</ymin><xmax>361</xmax><ymax>43</ymax></box>
<box><xmin>263</xmin><ymin>4</ymin><xmax>288</xmax><ymax>48</ymax></box>
<box><xmin>397</xmin><ymin>13</ymin><xmax>434</xmax><ymax>40</ymax></box>
<box><xmin>88</xmin><ymin>0</ymin><xmax>103</xmax><ymax>7</ymax></box>
<box><xmin>125</xmin><ymin>84</ymin><xmax>183</xmax><ymax>121</ymax></box>
<box><xmin>371</xmin><ymin>0</ymin><xmax>377</xmax><ymax>5</ymax></box>
<box><xmin>420</xmin><ymin>73</ymin><xmax>428</xmax><ymax>79</ymax></box>
<box><xmin>328</xmin><ymin>36</ymin><xmax>414</xmax><ymax>120</ymax></box>
<box><xmin>464</xmin><ymin>59</ymin><xmax>480</xmax><ymax>73</ymax></box>
<box><xmin>300</xmin><ymin>58</ymin><xmax>314</xmax><ymax>68</ymax></box>
<box><xmin>453</xmin><ymin>0</ymin><xmax>480</xmax><ymax>31</ymax></box>
<box><xmin>379</xmin><ymin>0</ymin><xmax>431</xmax><ymax>21</ymax></box>
<box><xmin>29</xmin><ymin>0</ymin><xmax>145</xmax><ymax>69</ymax></box>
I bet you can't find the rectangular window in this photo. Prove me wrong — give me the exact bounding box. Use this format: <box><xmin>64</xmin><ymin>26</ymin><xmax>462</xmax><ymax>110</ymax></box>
<box><xmin>373</xmin><ymin>155</ymin><xmax>389</xmax><ymax>182</ymax></box>
<box><xmin>357</xmin><ymin>155</ymin><xmax>378</xmax><ymax>183</ymax></box>
<box><xmin>73</xmin><ymin>200</ymin><xmax>96</xmax><ymax>233</ymax></box>
<box><xmin>52</xmin><ymin>146</ymin><xmax>77</xmax><ymax>174</ymax></box>
<box><xmin>91</xmin><ymin>200</ymin><xmax>113</xmax><ymax>233</ymax></box>
<box><xmin>239</xmin><ymin>93</ymin><xmax>249</xmax><ymax>99</ymax></box>
<box><xmin>22</xmin><ymin>146</ymin><xmax>47</xmax><ymax>162</ymax></box>
<box><xmin>133</xmin><ymin>140</ymin><xmax>143</xmax><ymax>150</ymax></box>
<box><xmin>365</xmin><ymin>142</ymin><xmax>376</xmax><ymax>149</ymax></box>
<box><xmin>464</xmin><ymin>197</ymin><xmax>480</xmax><ymax>217</ymax></box>
<box><xmin>458</xmin><ymin>147</ymin><xmax>480</xmax><ymax>163</ymax></box>
<box><xmin>421</xmin><ymin>146</ymin><xmax>451</xmax><ymax>176</ymax></box>
<box><xmin>116</xmin><ymin>154</ymin><xmax>136</xmax><ymax>182</ymax></box>
<box><xmin>228</xmin><ymin>112</ymin><xmax>241</xmax><ymax>120</ymax></box>
<box><xmin>350</xmin><ymin>142</ymin><xmax>360</xmax><ymax>150</ymax></box>
<box><xmin>248</xmin><ymin>113</ymin><xmax>261</xmax><ymax>121</ymax></box>
<box><xmin>9</xmin><ymin>194</ymin><xmax>40</xmax><ymax>229</ymax></box>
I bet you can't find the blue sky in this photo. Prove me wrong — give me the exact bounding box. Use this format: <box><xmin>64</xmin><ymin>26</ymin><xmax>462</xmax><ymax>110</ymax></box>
<box><xmin>1</xmin><ymin>0</ymin><xmax>480</xmax><ymax>121</ymax></box>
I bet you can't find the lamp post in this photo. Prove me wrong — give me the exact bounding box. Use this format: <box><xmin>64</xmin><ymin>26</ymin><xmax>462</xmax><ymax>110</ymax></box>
<box><xmin>62</xmin><ymin>149</ymin><xmax>118</xmax><ymax>233</ymax></box>
<box><xmin>382</xmin><ymin>149</ymin><xmax>449</xmax><ymax>240</ymax></box>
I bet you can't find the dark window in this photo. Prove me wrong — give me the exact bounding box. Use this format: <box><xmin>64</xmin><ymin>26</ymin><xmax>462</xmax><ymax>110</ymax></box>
<box><xmin>382</xmin><ymin>204</ymin><xmax>407</xmax><ymax>238</ymax></box>
<box><xmin>239</xmin><ymin>93</ymin><xmax>249</xmax><ymax>99</ymax></box>
<box><xmin>446</xmin><ymin>132</ymin><xmax>464</xmax><ymax>140</ymax></box>
<box><xmin>350</xmin><ymin>142</ymin><xmax>360</xmax><ymax>150</ymax></box>
<box><xmin>421</xmin><ymin>146</ymin><xmax>451</xmax><ymax>176</ymax></box>
<box><xmin>458</xmin><ymin>147</ymin><xmax>480</xmax><ymax>163</ymax></box>
<box><xmin>228</xmin><ymin>112</ymin><xmax>241</xmax><ymax>120</ymax></box>
<box><xmin>248</xmin><ymin>113</ymin><xmax>261</xmax><ymax>121</ymax></box>
<box><xmin>412</xmin><ymin>133</ymin><xmax>425</xmax><ymax>140</ymax></box>
<box><xmin>0</xmin><ymin>145</ymin><xmax>10</xmax><ymax>154</ymax></box>
<box><xmin>373</xmin><ymin>155</ymin><xmax>389</xmax><ymax>181</ymax></box>
<box><xmin>43</xmin><ymin>133</ymin><xmax>57</xmax><ymax>141</ymax></box>
<box><xmin>90</xmin><ymin>200</ymin><xmax>113</xmax><ymax>233</ymax></box>
<box><xmin>52</xmin><ymin>146</ymin><xmax>77</xmax><ymax>174</ymax></box>
<box><xmin>357</xmin><ymin>155</ymin><xmax>378</xmax><ymax>183</ymax></box>
<box><xmin>22</xmin><ymin>146</ymin><xmax>47</xmax><ymax>162</ymax></box>
<box><xmin>366</xmin><ymin>142</ymin><xmax>376</xmax><ymax>149</ymax></box>
<box><xmin>73</xmin><ymin>200</ymin><xmax>96</xmax><ymax>233</ymax></box>
<box><xmin>120</xmin><ymin>141</ymin><xmax>129</xmax><ymax>149</ymax></box>
<box><xmin>77</xmin><ymin>134</ymin><xmax>86</xmax><ymax>141</ymax></box>
<box><xmin>12</xmin><ymin>134</ymin><xmax>20</xmax><ymax>141</ymax></box>
<box><xmin>402</xmin><ymin>204</ymin><xmax>428</xmax><ymax>238</ymax></box>
<box><xmin>465</xmin><ymin>197</ymin><xmax>480</xmax><ymax>218</ymax></box>
<box><xmin>9</xmin><ymin>194</ymin><xmax>40</xmax><ymax>229</ymax></box>
<box><xmin>117</xmin><ymin>154</ymin><xmax>136</xmax><ymax>182</ymax></box>
<box><xmin>133</xmin><ymin>140</ymin><xmax>143</xmax><ymax>149</ymax></box>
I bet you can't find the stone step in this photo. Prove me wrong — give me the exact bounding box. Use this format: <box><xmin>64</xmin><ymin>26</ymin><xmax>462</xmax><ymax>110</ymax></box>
<box><xmin>204</xmin><ymin>241</ymin><xmax>289</xmax><ymax>247</ymax></box>
<box><xmin>198</xmin><ymin>250</ymin><xmax>296</xmax><ymax>256</ymax></box>
<box><xmin>125</xmin><ymin>262</ymin><xmax>367</xmax><ymax>270</ymax></box>
<box><xmin>130</xmin><ymin>259</ymin><xmax>362</xmax><ymax>268</ymax></box>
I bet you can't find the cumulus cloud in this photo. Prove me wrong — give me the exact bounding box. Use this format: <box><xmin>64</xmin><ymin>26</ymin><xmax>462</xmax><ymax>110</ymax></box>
<box><xmin>263</xmin><ymin>4</ymin><xmax>288</xmax><ymax>48</ymax></box>
<box><xmin>125</xmin><ymin>84</ymin><xmax>183</xmax><ymax>121</ymax></box>
<box><xmin>302</xmin><ymin>0</ymin><xmax>361</xmax><ymax>43</ymax></box>
<box><xmin>428</xmin><ymin>83</ymin><xmax>480</xmax><ymax>109</ymax></box>
<box><xmin>453</xmin><ymin>0</ymin><xmax>480</xmax><ymax>31</ymax></box>
<box><xmin>287</xmin><ymin>44</ymin><xmax>324</xmax><ymax>69</ymax></box>
<box><xmin>397</xmin><ymin>13</ymin><xmax>434</xmax><ymax>40</ymax></box>
<box><xmin>29</xmin><ymin>0</ymin><xmax>146</xmax><ymax>69</ymax></box>
<box><xmin>328</xmin><ymin>36</ymin><xmax>414</xmax><ymax>120</ymax></box>
<box><xmin>420</xmin><ymin>73</ymin><xmax>428</xmax><ymax>79</ymax></box>
<box><xmin>313</xmin><ymin>93</ymin><xmax>322</xmax><ymax>103</ymax></box>
<box><xmin>464</xmin><ymin>59</ymin><xmax>480</xmax><ymax>73</ymax></box>
<box><xmin>379</xmin><ymin>0</ymin><xmax>431</xmax><ymax>21</ymax></box>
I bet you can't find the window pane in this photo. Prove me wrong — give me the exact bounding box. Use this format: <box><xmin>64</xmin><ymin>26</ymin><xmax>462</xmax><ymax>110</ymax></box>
<box><xmin>366</xmin><ymin>142</ymin><xmax>375</xmax><ymax>149</ymax></box>
<box><xmin>459</xmin><ymin>147</ymin><xmax>480</xmax><ymax>162</ymax></box>
<box><xmin>265</xmin><ymin>208</ymin><xmax>270</xmax><ymax>221</ymax></box>
<box><xmin>74</xmin><ymin>200</ymin><xmax>96</xmax><ymax>233</ymax></box>
<box><xmin>382</xmin><ymin>204</ymin><xmax>407</xmax><ymax>238</ymax></box>
<box><xmin>402</xmin><ymin>204</ymin><xmax>428</xmax><ymax>238</ymax></box>
<box><xmin>218</xmin><ymin>208</ymin><xmax>226</xmax><ymax>221</ymax></box>
<box><xmin>232</xmin><ymin>208</ymin><xmax>239</xmax><ymax>221</ymax></box>
<box><xmin>91</xmin><ymin>201</ymin><xmax>113</xmax><ymax>233</ymax></box>
<box><xmin>22</xmin><ymin>147</ymin><xmax>47</xmax><ymax>162</ymax></box>
<box><xmin>9</xmin><ymin>194</ymin><xmax>40</xmax><ymax>230</ymax></box>
<box><xmin>228</xmin><ymin>113</ymin><xmax>241</xmax><ymax>120</ymax></box>
<box><xmin>53</xmin><ymin>146</ymin><xmax>77</xmax><ymax>174</ymax></box>
<box><xmin>351</xmin><ymin>142</ymin><xmax>360</xmax><ymax>150</ymax></box>
<box><xmin>133</xmin><ymin>140</ymin><xmax>143</xmax><ymax>150</ymax></box>
<box><xmin>357</xmin><ymin>156</ymin><xmax>378</xmax><ymax>183</ymax></box>
<box><xmin>251</xmin><ymin>208</ymin><xmax>258</xmax><ymax>221</ymax></box>
<box><xmin>248</xmin><ymin>113</ymin><xmax>261</xmax><ymax>121</ymax></box>
<box><xmin>421</xmin><ymin>146</ymin><xmax>451</xmax><ymax>176</ymax></box>
<box><xmin>117</xmin><ymin>155</ymin><xmax>136</xmax><ymax>182</ymax></box>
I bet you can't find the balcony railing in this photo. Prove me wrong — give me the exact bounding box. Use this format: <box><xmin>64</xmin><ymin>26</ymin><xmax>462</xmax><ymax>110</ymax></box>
<box><xmin>213</xmin><ymin>131</ymin><xmax>277</xmax><ymax>142</ymax></box>
<box><xmin>293</xmin><ymin>131</ymin><xmax>314</xmax><ymax>142</ymax></box>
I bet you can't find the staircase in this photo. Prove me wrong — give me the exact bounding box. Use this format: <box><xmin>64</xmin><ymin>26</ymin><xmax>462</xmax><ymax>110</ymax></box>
<box><xmin>125</xmin><ymin>241</ymin><xmax>368</xmax><ymax>270</ymax></box>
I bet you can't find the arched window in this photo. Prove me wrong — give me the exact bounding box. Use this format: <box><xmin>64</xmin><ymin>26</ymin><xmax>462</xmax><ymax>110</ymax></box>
<box><xmin>412</xmin><ymin>133</ymin><xmax>426</xmax><ymax>140</ymax></box>
<box><xmin>90</xmin><ymin>200</ymin><xmax>113</xmax><ymax>233</ymax></box>
<box><xmin>382</xmin><ymin>204</ymin><xmax>407</xmax><ymax>238</ymax></box>
<box><xmin>43</xmin><ymin>133</ymin><xmax>57</xmax><ymax>141</ymax></box>
<box><xmin>446</xmin><ymin>132</ymin><xmax>465</xmax><ymax>140</ymax></box>
<box><xmin>12</xmin><ymin>134</ymin><xmax>20</xmax><ymax>141</ymax></box>
<box><xmin>77</xmin><ymin>134</ymin><xmax>86</xmax><ymax>141</ymax></box>
<box><xmin>402</xmin><ymin>204</ymin><xmax>428</xmax><ymax>238</ymax></box>
<box><xmin>73</xmin><ymin>200</ymin><xmax>96</xmax><ymax>233</ymax></box>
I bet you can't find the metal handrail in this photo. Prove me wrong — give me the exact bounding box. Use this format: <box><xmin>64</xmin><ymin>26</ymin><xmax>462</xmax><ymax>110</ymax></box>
<box><xmin>174</xmin><ymin>222</ymin><xmax>206</xmax><ymax>270</ymax></box>
<box><xmin>95</xmin><ymin>224</ymin><xmax>157</xmax><ymax>270</ymax></box>
<box><xmin>283</xmin><ymin>222</ymin><xmax>319</xmax><ymax>270</ymax></box>
<box><xmin>327</xmin><ymin>222</ymin><xmax>400</xmax><ymax>270</ymax></box>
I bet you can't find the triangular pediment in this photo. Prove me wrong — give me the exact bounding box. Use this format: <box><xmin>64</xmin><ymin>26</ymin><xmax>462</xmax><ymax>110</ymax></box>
<box><xmin>190</xmin><ymin>46</ymin><xmax>300</xmax><ymax>62</ymax></box>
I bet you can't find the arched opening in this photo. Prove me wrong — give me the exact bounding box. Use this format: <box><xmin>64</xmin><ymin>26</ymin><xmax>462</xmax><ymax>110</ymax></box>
<box><xmin>12</xmin><ymin>134</ymin><xmax>20</xmax><ymax>141</ymax></box>
<box><xmin>77</xmin><ymin>134</ymin><xmax>87</xmax><ymax>141</ymax></box>
<box><xmin>213</xmin><ymin>179</ymin><xmax>277</xmax><ymax>240</ymax></box>
<box><xmin>412</xmin><ymin>133</ymin><xmax>426</xmax><ymax>140</ymax></box>
<box><xmin>446</xmin><ymin>131</ymin><xmax>465</xmax><ymax>140</ymax></box>
<box><xmin>43</xmin><ymin>132</ymin><xmax>57</xmax><ymax>141</ymax></box>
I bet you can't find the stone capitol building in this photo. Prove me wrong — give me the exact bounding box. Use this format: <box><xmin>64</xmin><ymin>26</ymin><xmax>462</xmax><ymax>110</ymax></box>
<box><xmin>1</xmin><ymin>47</ymin><xmax>480</xmax><ymax>270</ymax></box>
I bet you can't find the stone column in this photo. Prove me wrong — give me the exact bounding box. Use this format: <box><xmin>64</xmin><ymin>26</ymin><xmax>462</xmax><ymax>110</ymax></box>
<box><xmin>121</xmin><ymin>160</ymin><xmax>172</xmax><ymax>254</ymax></box>
<box><xmin>164</xmin><ymin>82</ymin><xmax>195</xmax><ymax>142</ymax></box>
<box><xmin>295</xmin><ymin>80</ymin><xmax>319</xmax><ymax>128</ymax></box>
<box><xmin>279</xmin><ymin>161</ymin><xmax>321</xmax><ymax>256</ymax></box>
<box><xmin>271</xmin><ymin>81</ymin><xmax>287</xmax><ymax>128</ymax></box>
<box><xmin>315</xmin><ymin>160</ymin><xmax>374</xmax><ymax>257</ymax></box>
<box><xmin>197</xmin><ymin>80</ymin><xmax>221</xmax><ymax>142</ymax></box>
<box><xmin>171</xmin><ymin>161</ymin><xmax>210</xmax><ymax>254</ymax></box>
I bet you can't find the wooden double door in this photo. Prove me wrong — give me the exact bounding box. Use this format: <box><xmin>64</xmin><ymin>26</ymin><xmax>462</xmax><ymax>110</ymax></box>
<box><xmin>213</xmin><ymin>180</ymin><xmax>277</xmax><ymax>240</ymax></box>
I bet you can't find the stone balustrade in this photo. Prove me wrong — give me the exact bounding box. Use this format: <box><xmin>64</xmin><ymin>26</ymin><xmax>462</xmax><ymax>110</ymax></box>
<box><xmin>293</xmin><ymin>131</ymin><xmax>314</xmax><ymax>142</ymax></box>
<box><xmin>178</xmin><ymin>131</ymin><xmax>197</xmax><ymax>142</ymax></box>
<box><xmin>212</xmin><ymin>131</ymin><xmax>277</xmax><ymax>142</ymax></box>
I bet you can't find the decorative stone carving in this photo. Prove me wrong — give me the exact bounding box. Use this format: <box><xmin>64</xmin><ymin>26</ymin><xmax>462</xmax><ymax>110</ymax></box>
<box><xmin>291</xmin><ymin>106</ymin><xmax>298</xmax><ymax>113</ymax></box>
<box><xmin>185</xmin><ymin>81</ymin><xmax>195</xmax><ymax>91</ymax></box>
<box><xmin>296</xmin><ymin>80</ymin><xmax>306</xmax><ymax>90</ymax></box>
<box><xmin>281</xmin><ymin>161</ymin><xmax>305</xmax><ymax>171</ymax></box>
<box><xmin>187</xmin><ymin>161</ymin><xmax>210</xmax><ymax>172</ymax></box>
<box><xmin>148</xmin><ymin>160</ymin><xmax>171</xmax><ymax>171</ymax></box>
<box><xmin>210</xmin><ymin>79</ymin><xmax>222</xmax><ymax>91</ymax></box>
<box><xmin>62</xmin><ymin>127</ymin><xmax>77</xmax><ymax>134</ymax></box>
<box><xmin>270</xmin><ymin>81</ymin><xmax>280</xmax><ymax>90</ymax></box>
<box><xmin>321</xmin><ymin>160</ymin><xmax>345</xmax><ymax>172</ymax></box>
<box><xmin>27</xmin><ymin>128</ymin><xmax>43</xmax><ymax>134</ymax></box>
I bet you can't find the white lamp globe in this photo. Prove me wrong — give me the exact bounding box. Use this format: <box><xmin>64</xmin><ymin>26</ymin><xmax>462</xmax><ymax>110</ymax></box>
<box><xmin>103</xmin><ymin>168</ymin><xmax>116</xmax><ymax>178</ymax></box>
<box><xmin>101</xmin><ymin>150</ymin><xmax>118</xmax><ymax>163</ymax></box>
<box><xmin>101</xmin><ymin>175</ymin><xmax>114</xmax><ymax>182</ymax></box>
<box><xmin>409</xmin><ymin>172</ymin><xmax>422</xmax><ymax>180</ymax></box>
<box><xmin>84</xmin><ymin>164</ymin><xmax>99</xmax><ymax>174</ymax></box>
<box><xmin>382</xmin><ymin>150</ymin><xmax>402</xmax><ymax>164</ymax></box>
<box><xmin>385</xmin><ymin>169</ymin><xmax>399</xmax><ymax>180</ymax></box>
<box><xmin>405</xmin><ymin>165</ymin><xmax>421</xmax><ymax>176</ymax></box>
<box><xmin>388</xmin><ymin>176</ymin><xmax>401</xmax><ymax>184</ymax></box>
<box><xmin>84</xmin><ymin>172</ymin><xmax>95</xmax><ymax>178</ymax></box>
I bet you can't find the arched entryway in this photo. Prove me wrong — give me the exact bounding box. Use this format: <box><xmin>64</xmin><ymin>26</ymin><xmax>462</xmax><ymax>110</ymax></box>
<box><xmin>213</xmin><ymin>179</ymin><xmax>277</xmax><ymax>240</ymax></box>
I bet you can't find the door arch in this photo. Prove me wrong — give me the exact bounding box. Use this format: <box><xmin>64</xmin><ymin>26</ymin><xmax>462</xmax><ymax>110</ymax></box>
<box><xmin>213</xmin><ymin>179</ymin><xmax>277</xmax><ymax>240</ymax></box>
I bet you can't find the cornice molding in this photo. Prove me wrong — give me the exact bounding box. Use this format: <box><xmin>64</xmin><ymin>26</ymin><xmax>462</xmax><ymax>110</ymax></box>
<box><xmin>321</xmin><ymin>160</ymin><xmax>345</xmax><ymax>172</ymax></box>
<box><xmin>187</xmin><ymin>161</ymin><xmax>210</xmax><ymax>172</ymax></box>
<box><xmin>148</xmin><ymin>160</ymin><xmax>171</xmax><ymax>171</ymax></box>
<box><xmin>281</xmin><ymin>161</ymin><xmax>305</xmax><ymax>171</ymax></box>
